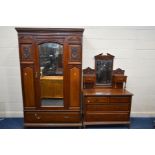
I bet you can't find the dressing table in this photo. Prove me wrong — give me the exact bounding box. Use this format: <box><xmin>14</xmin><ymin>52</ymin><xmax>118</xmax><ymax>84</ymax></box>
<box><xmin>83</xmin><ymin>53</ymin><xmax>133</xmax><ymax>127</ymax></box>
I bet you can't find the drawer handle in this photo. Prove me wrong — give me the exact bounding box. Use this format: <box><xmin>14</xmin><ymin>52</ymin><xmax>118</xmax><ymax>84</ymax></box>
<box><xmin>87</xmin><ymin>100</ymin><xmax>90</xmax><ymax>103</ymax></box>
<box><xmin>34</xmin><ymin>113</ymin><xmax>41</xmax><ymax>120</ymax></box>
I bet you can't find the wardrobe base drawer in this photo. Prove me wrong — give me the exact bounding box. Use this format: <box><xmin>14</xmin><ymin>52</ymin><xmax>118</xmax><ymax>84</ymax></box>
<box><xmin>24</xmin><ymin>111</ymin><xmax>81</xmax><ymax>123</ymax></box>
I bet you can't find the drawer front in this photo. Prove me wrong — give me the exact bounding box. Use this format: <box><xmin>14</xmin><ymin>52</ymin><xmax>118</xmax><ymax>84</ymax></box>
<box><xmin>86</xmin><ymin>104</ymin><xmax>130</xmax><ymax>111</ymax></box>
<box><xmin>85</xmin><ymin>97</ymin><xmax>108</xmax><ymax>104</ymax></box>
<box><xmin>25</xmin><ymin>112</ymin><xmax>81</xmax><ymax>123</ymax></box>
<box><xmin>86</xmin><ymin>112</ymin><xmax>129</xmax><ymax>122</ymax></box>
<box><xmin>84</xmin><ymin>76</ymin><xmax>95</xmax><ymax>82</ymax></box>
<box><xmin>109</xmin><ymin>97</ymin><xmax>131</xmax><ymax>103</ymax></box>
<box><xmin>113</xmin><ymin>76</ymin><xmax>127</xmax><ymax>82</ymax></box>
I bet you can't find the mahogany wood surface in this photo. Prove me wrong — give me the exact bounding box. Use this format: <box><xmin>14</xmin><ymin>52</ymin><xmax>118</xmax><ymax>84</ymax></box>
<box><xmin>83</xmin><ymin>67</ymin><xmax>96</xmax><ymax>89</ymax></box>
<box><xmin>16</xmin><ymin>28</ymin><xmax>133</xmax><ymax>128</ymax></box>
<box><xmin>83</xmin><ymin>88</ymin><xmax>133</xmax><ymax>96</ymax></box>
<box><xmin>40</xmin><ymin>76</ymin><xmax>63</xmax><ymax>98</ymax></box>
<box><xmin>83</xmin><ymin>88</ymin><xmax>133</xmax><ymax>126</ymax></box>
<box><xmin>22</xmin><ymin>66</ymin><xmax>35</xmax><ymax>107</ymax></box>
<box><xmin>16</xmin><ymin>28</ymin><xmax>84</xmax><ymax>127</ymax></box>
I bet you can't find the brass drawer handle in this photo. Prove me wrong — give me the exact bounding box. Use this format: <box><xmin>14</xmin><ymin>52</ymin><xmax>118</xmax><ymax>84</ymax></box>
<box><xmin>87</xmin><ymin>100</ymin><xmax>90</xmax><ymax>103</ymax></box>
<box><xmin>34</xmin><ymin>113</ymin><xmax>41</xmax><ymax>120</ymax></box>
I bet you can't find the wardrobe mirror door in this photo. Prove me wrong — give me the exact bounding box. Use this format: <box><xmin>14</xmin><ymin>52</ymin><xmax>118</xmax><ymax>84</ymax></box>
<box><xmin>39</xmin><ymin>43</ymin><xmax>64</xmax><ymax>107</ymax></box>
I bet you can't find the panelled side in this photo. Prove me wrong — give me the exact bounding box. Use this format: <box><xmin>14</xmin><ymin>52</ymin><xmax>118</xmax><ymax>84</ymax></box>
<box><xmin>69</xmin><ymin>67</ymin><xmax>81</xmax><ymax>108</ymax></box>
<box><xmin>22</xmin><ymin>66</ymin><xmax>36</xmax><ymax>107</ymax></box>
<box><xmin>18</xmin><ymin>35</ymin><xmax>36</xmax><ymax>108</ymax></box>
<box><xmin>68</xmin><ymin>42</ymin><xmax>82</xmax><ymax>109</ymax></box>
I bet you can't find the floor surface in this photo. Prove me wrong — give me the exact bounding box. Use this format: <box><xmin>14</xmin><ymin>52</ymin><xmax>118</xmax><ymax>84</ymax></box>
<box><xmin>0</xmin><ymin>117</ymin><xmax>155</xmax><ymax>129</ymax></box>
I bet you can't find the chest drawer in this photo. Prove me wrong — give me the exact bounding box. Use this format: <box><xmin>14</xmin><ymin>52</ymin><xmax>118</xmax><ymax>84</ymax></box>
<box><xmin>86</xmin><ymin>104</ymin><xmax>130</xmax><ymax>111</ymax></box>
<box><xmin>84</xmin><ymin>97</ymin><xmax>108</xmax><ymax>104</ymax></box>
<box><xmin>86</xmin><ymin>112</ymin><xmax>129</xmax><ymax>122</ymax></box>
<box><xmin>25</xmin><ymin>112</ymin><xmax>81</xmax><ymax>123</ymax></box>
<box><xmin>83</xmin><ymin>76</ymin><xmax>95</xmax><ymax>82</ymax></box>
<box><xmin>113</xmin><ymin>75</ymin><xmax>127</xmax><ymax>82</ymax></box>
<box><xmin>109</xmin><ymin>96</ymin><xmax>131</xmax><ymax>103</ymax></box>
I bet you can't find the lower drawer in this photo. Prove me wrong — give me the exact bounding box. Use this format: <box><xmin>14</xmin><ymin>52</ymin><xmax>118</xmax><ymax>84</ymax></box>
<box><xmin>86</xmin><ymin>104</ymin><xmax>130</xmax><ymax>111</ymax></box>
<box><xmin>25</xmin><ymin>111</ymin><xmax>81</xmax><ymax>123</ymax></box>
<box><xmin>86</xmin><ymin>112</ymin><xmax>129</xmax><ymax>122</ymax></box>
<box><xmin>85</xmin><ymin>97</ymin><xmax>108</xmax><ymax>104</ymax></box>
<box><xmin>83</xmin><ymin>76</ymin><xmax>95</xmax><ymax>82</ymax></box>
<box><xmin>109</xmin><ymin>97</ymin><xmax>131</xmax><ymax>103</ymax></box>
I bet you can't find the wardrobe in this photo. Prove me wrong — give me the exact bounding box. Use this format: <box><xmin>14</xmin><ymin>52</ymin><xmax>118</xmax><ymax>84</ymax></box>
<box><xmin>16</xmin><ymin>28</ymin><xmax>84</xmax><ymax>127</ymax></box>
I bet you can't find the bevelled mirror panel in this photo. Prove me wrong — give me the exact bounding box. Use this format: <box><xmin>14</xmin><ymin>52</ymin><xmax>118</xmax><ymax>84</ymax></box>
<box><xmin>96</xmin><ymin>59</ymin><xmax>113</xmax><ymax>85</ymax></box>
<box><xmin>95</xmin><ymin>53</ymin><xmax>114</xmax><ymax>87</ymax></box>
<box><xmin>39</xmin><ymin>43</ymin><xmax>64</xmax><ymax>107</ymax></box>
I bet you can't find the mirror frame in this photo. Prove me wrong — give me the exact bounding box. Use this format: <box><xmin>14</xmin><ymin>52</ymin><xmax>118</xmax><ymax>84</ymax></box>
<box><xmin>38</xmin><ymin>42</ymin><xmax>64</xmax><ymax>107</ymax></box>
<box><xmin>95</xmin><ymin>53</ymin><xmax>114</xmax><ymax>87</ymax></box>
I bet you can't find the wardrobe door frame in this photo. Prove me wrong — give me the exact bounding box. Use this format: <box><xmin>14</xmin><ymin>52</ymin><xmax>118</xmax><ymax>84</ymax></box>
<box><xmin>34</xmin><ymin>37</ymin><xmax>68</xmax><ymax>110</ymax></box>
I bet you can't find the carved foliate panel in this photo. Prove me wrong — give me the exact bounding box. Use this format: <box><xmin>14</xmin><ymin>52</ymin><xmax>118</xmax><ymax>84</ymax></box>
<box><xmin>69</xmin><ymin>45</ymin><xmax>81</xmax><ymax>62</ymax></box>
<box><xmin>83</xmin><ymin>67</ymin><xmax>95</xmax><ymax>75</ymax></box>
<box><xmin>19</xmin><ymin>35</ymin><xmax>33</xmax><ymax>43</ymax></box>
<box><xmin>67</xmin><ymin>36</ymin><xmax>81</xmax><ymax>43</ymax></box>
<box><xmin>113</xmin><ymin>68</ymin><xmax>125</xmax><ymax>75</ymax></box>
<box><xmin>21</xmin><ymin>44</ymin><xmax>33</xmax><ymax>60</ymax></box>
